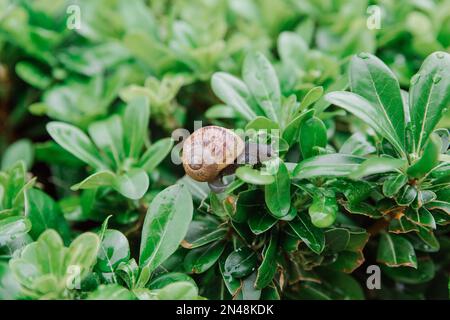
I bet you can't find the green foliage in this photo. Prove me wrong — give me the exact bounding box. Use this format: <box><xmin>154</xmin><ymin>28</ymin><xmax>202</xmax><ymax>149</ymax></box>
<box><xmin>0</xmin><ymin>0</ymin><xmax>449</xmax><ymax>301</ymax></box>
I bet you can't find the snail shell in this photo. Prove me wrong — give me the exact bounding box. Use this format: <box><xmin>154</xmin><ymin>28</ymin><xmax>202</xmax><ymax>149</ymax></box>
<box><xmin>182</xmin><ymin>126</ymin><xmax>245</xmax><ymax>182</ymax></box>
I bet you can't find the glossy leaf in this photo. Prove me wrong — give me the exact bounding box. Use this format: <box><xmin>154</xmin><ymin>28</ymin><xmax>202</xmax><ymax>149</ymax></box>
<box><xmin>377</xmin><ymin>233</ymin><xmax>417</xmax><ymax>268</ymax></box>
<box><xmin>123</xmin><ymin>96</ymin><xmax>150</xmax><ymax>159</ymax></box>
<box><xmin>97</xmin><ymin>229</ymin><xmax>130</xmax><ymax>273</ymax></box>
<box><xmin>139</xmin><ymin>185</ymin><xmax>193</xmax><ymax>274</ymax></box>
<box><xmin>287</xmin><ymin>215</ymin><xmax>325</xmax><ymax>254</ymax></box>
<box><xmin>349</xmin><ymin>157</ymin><xmax>407</xmax><ymax>180</ymax></box>
<box><xmin>299</xmin><ymin>116</ymin><xmax>327</xmax><ymax>159</ymax></box>
<box><xmin>243</xmin><ymin>51</ymin><xmax>281</xmax><ymax>122</ymax></box>
<box><xmin>235</xmin><ymin>167</ymin><xmax>275</xmax><ymax>185</ymax></box>
<box><xmin>349</xmin><ymin>53</ymin><xmax>405</xmax><ymax>151</ymax></box>
<box><xmin>211</xmin><ymin>72</ymin><xmax>257</xmax><ymax>121</ymax></box>
<box><xmin>293</xmin><ymin>154</ymin><xmax>365</xmax><ymax>179</ymax></box>
<box><xmin>325</xmin><ymin>91</ymin><xmax>405</xmax><ymax>156</ymax></box>
<box><xmin>140</xmin><ymin>138</ymin><xmax>174</xmax><ymax>173</ymax></box>
<box><xmin>255</xmin><ymin>231</ymin><xmax>278</xmax><ymax>289</ymax></box>
<box><xmin>27</xmin><ymin>189</ymin><xmax>70</xmax><ymax>241</ymax></box>
<box><xmin>409</xmin><ymin>51</ymin><xmax>450</xmax><ymax>153</ymax></box>
<box><xmin>113</xmin><ymin>169</ymin><xmax>149</xmax><ymax>200</ymax></box>
<box><xmin>47</xmin><ymin>122</ymin><xmax>105</xmax><ymax>169</ymax></box>
<box><xmin>264</xmin><ymin>160</ymin><xmax>291</xmax><ymax>218</ymax></box>
<box><xmin>248</xmin><ymin>210</ymin><xmax>277</xmax><ymax>235</ymax></box>
<box><xmin>224</xmin><ymin>247</ymin><xmax>257</xmax><ymax>279</ymax></box>
<box><xmin>71</xmin><ymin>171</ymin><xmax>116</xmax><ymax>191</ymax></box>
<box><xmin>183</xmin><ymin>241</ymin><xmax>225</xmax><ymax>274</ymax></box>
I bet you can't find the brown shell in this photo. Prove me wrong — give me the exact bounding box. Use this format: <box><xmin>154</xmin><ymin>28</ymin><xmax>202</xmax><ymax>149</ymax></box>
<box><xmin>182</xmin><ymin>126</ymin><xmax>245</xmax><ymax>182</ymax></box>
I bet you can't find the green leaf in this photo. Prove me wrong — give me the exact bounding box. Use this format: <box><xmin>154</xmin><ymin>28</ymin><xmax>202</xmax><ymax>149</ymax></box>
<box><xmin>27</xmin><ymin>189</ymin><xmax>70</xmax><ymax>242</ymax></box>
<box><xmin>317</xmin><ymin>269</ymin><xmax>365</xmax><ymax>300</ymax></box>
<box><xmin>65</xmin><ymin>232</ymin><xmax>101</xmax><ymax>275</ymax></box>
<box><xmin>113</xmin><ymin>169</ymin><xmax>149</xmax><ymax>200</ymax></box>
<box><xmin>325</xmin><ymin>91</ymin><xmax>405</xmax><ymax>157</ymax></box>
<box><xmin>415</xmin><ymin>226</ymin><xmax>440</xmax><ymax>252</ymax></box>
<box><xmin>409</xmin><ymin>51</ymin><xmax>450</xmax><ymax>153</ymax></box>
<box><xmin>156</xmin><ymin>281</ymin><xmax>199</xmax><ymax>300</ymax></box>
<box><xmin>205</xmin><ymin>104</ymin><xmax>237</xmax><ymax>119</ymax></box>
<box><xmin>255</xmin><ymin>231</ymin><xmax>278</xmax><ymax>289</ymax></box>
<box><xmin>233</xmin><ymin>190</ymin><xmax>262</xmax><ymax>223</ymax></box>
<box><xmin>339</xmin><ymin>132</ymin><xmax>376</xmax><ymax>156</ymax></box>
<box><xmin>183</xmin><ymin>241</ymin><xmax>225</xmax><ymax>274</ymax></box>
<box><xmin>124</xmin><ymin>25</ymin><xmax>175</xmax><ymax>67</ymax></box>
<box><xmin>0</xmin><ymin>262</ymin><xmax>22</xmax><ymax>299</ymax></box>
<box><xmin>1</xmin><ymin>139</ymin><xmax>34</xmax><ymax>171</ymax></box>
<box><xmin>407</xmin><ymin>132</ymin><xmax>441</xmax><ymax>178</ymax></box>
<box><xmin>211</xmin><ymin>72</ymin><xmax>258</xmax><ymax>121</ymax></box>
<box><xmin>88</xmin><ymin>115</ymin><xmax>125</xmax><ymax>166</ymax></box>
<box><xmin>219</xmin><ymin>257</ymin><xmax>241</xmax><ymax>296</ymax></box>
<box><xmin>405</xmin><ymin>208</ymin><xmax>436</xmax><ymax>229</ymax></box>
<box><xmin>97</xmin><ymin>229</ymin><xmax>130</xmax><ymax>273</ymax></box>
<box><xmin>278</xmin><ymin>32</ymin><xmax>308</xmax><ymax>70</ymax></box>
<box><xmin>116</xmin><ymin>259</ymin><xmax>139</xmax><ymax>289</ymax></box>
<box><xmin>236</xmin><ymin>167</ymin><xmax>275</xmax><ymax>185</ymax></box>
<box><xmin>293</xmin><ymin>154</ymin><xmax>365</xmax><ymax>179</ymax></box>
<box><xmin>282</xmin><ymin>109</ymin><xmax>314</xmax><ymax>146</ymax></box>
<box><xmin>308</xmin><ymin>195</ymin><xmax>338</xmax><ymax>228</ymax></box>
<box><xmin>299</xmin><ymin>116</ymin><xmax>327</xmax><ymax>159</ymax></box>
<box><xmin>239</xmin><ymin>272</ymin><xmax>261</xmax><ymax>300</ymax></box>
<box><xmin>0</xmin><ymin>216</ymin><xmax>31</xmax><ymax>245</ymax></box>
<box><xmin>243</xmin><ymin>51</ymin><xmax>281</xmax><ymax>122</ymax></box>
<box><xmin>139</xmin><ymin>185</ymin><xmax>193</xmax><ymax>274</ymax></box>
<box><xmin>47</xmin><ymin>122</ymin><xmax>105</xmax><ymax>169</ymax></box>
<box><xmin>300</xmin><ymin>86</ymin><xmax>324</xmax><ymax>111</ymax></box>
<box><xmin>71</xmin><ymin>171</ymin><xmax>116</xmax><ymax>191</ymax></box>
<box><xmin>264</xmin><ymin>159</ymin><xmax>291</xmax><ymax>218</ymax></box>
<box><xmin>329</xmin><ymin>251</ymin><xmax>365</xmax><ymax>273</ymax></box>
<box><xmin>288</xmin><ymin>214</ymin><xmax>325</xmax><ymax>254</ymax></box>
<box><xmin>315</xmin><ymin>75</ymin><xmax>348</xmax><ymax>114</ymax></box>
<box><xmin>123</xmin><ymin>96</ymin><xmax>150</xmax><ymax>159</ymax></box>
<box><xmin>382</xmin><ymin>258</ymin><xmax>435</xmax><ymax>284</ymax></box>
<box><xmin>15</xmin><ymin>61</ymin><xmax>51</xmax><ymax>89</ymax></box>
<box><xmin>383</xmin><ymin>174</ymin><xmax>408</xmax><ymax>197</ymax></box>
<box><xmin>183</xmin><ymin>216</ymin><xmax>227</xmax><ymax>249</ymax></box>
<box><xmin>88</xmin><ymin>284</ymin><xmax>135</xmax><ymax>300</ymax></box>
<box><xmin>149</xmin><ymin>272</ymin><xmax>196</xmax><ymax>290</ymax></box>
<box><xmin>245</xmin><ymin>116</ymin><xmax>279</xmax><ymax>131</ymax></box>
<box><xmin>377</xmin><ymin>233</ymin><xmax>417</xmax><ymax>268</ymax></box>
<box><xmin>349</xmin><ymin>157</ymin><xmax>407</xmax><ymax>179</ymax></box>
<box><xmin>349</xmin><ymin>53</ymin><xmax>405</xmax><ymax>151</ymax></box>
<box><xmin>397</xmin><ymin>185</ymin><xmax>418</xmax><ymax>206</ymax></box>
<box><xmin>224</xmin><ymin>247</ymin><xmax>257</xmax><ymax>279</ymax></box>
<box><xmin>10</xmin><ymin>230</ymin><xmax>100</xmax><ymax>299</ymax></box>
<box><xmin>248</xmin><ymin>210</ymin><xmax>277</xmax><ymax>235</ymax></box>
<box><xmin>140</xmin><ymin>138</ymin><xmax>174</xmax><ymax>173</ymax></box>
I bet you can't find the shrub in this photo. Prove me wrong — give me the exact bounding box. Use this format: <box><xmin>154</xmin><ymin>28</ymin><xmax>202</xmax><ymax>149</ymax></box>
<box><xmin>0</xmin><ymin>0</ymin><xmax>449</xmax><ymax>300</ymax></box>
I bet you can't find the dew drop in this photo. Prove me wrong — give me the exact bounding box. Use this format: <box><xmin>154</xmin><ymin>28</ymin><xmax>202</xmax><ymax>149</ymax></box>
<box><xmin>432</xmin><ymin>74</ymin><xmax>442</xmax><ymax>84</ymax></box>
<box><xmin>410</xmin><ymin>74</ymin><xmax>420</xmax><ymax>85</ymax></box>
<box><xmin>357</xmin><ymin>52</ymin><xmax>370</xmax><ymax>59</ymax></box>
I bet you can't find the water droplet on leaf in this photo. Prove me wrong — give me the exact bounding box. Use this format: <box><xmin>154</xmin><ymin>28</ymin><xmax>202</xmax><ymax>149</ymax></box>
<box><xmin>357</xmin><ymin>52</ymin><xmax>370</xmax><ymax>59</ymax></box>
<box><xmin>410</xmin><ymin>74</ymin><xmax>420</xmax><ymax>85</ymax></box>
<box><xmin>432</xmin><ymin>74</ymin><xmax>442</xmax><ymax>84</ymax></box>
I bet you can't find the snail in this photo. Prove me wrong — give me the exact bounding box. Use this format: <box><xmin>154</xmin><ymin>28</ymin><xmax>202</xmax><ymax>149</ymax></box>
<box><xmin>182</xmin><ymin>126</ymin><xmax>273</xmax><ymax>193</ymax></box>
